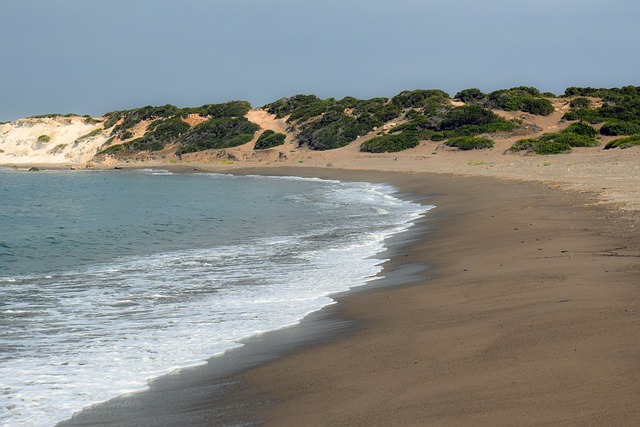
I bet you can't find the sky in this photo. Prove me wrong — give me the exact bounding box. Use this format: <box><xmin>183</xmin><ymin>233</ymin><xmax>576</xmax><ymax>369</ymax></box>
<box><xmin>1</xmin><ymin>0</ymin><xmax>639</xmax><ymax>121</ymax></box>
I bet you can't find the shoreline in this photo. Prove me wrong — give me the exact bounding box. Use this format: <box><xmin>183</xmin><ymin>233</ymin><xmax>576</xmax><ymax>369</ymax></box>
<box><xmin>55</xmin><ymin>167</ymin><xmax>433</xmax><ymax>427</ymax></box>
<box><xmin>56</xmin><ymin>166</ymin><xmax>640</xmax><ymax>425</ymax></box>
<box><xmin>234</xmin><ymin>167</ymin><xmax>640</xmax><ymax>425</ymax></box>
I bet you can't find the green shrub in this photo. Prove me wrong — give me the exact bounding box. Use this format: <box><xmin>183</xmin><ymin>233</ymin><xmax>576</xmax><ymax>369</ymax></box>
<box><xmin>488</xmin><ymin>87</ymin><xmax>554</xmax><ymax>115</ymax></box>
<box><xmin>430</xmin><ymin>132</ymin><xmax>446</xmax><ymax>141</ymax></box>
<box><xmin>254</xmin><ymin>130</ymin><xmax>286</xmax><ymax>149</ymax></box>
<box><xmin>181</xmin><ymin>101</ymin><xmax>251</xmax><ymax>118</ymax></box>
<box><xmin>454</xmin><ymin>88</ymin><xmax>486</xmax><ymax>103</ymax></box>
<box><xmin>539</xmin><ymin>131</ymin><xmax>598</xmax><ymax>147</ymax></box>
<box><xmin>360</xmin><ymin>132</ymin><xmax>420</xmax><ymax>153</ymax></box>
<box><xmin>510</xmin><ymin>139</ymin><xmax>572</xmax><ymax>155</ymax></box>
<box><xmin>563</xmin><ymin>122</ymin><xmax>597</xmax><ymax>137</ymax></box>
<box><xmin>604</xmin><ymin>135</ymin><xmax>640</xmax><ymax>149</ymax></box>
<box><xmin>150</xmin><ymin>117</ymin><xmax>190</xmax><ymax>141</ymax></box>
<box><xmin>600</xmin><ymin>121</ymin><xmax>640</xmax><ymax>136</ymax></box>
<box><xmin>440</xmin><ymin>105</ymin><xmax>504</xmax><ymax>130</ymax></box>
<box><xmin>177</xmin><ymin>117</ymin><xmax>260</xmax><ymax>154</ymax></box>
<box><xmin>263</xmin><ymin>94</ymin><xmax>323</xmax><ymax>119</ymax></box>
<box><xmin>391</xmin><ymin>89</ymin><xmax>450</xmax><ymax>109</ymax></box>
<box><xmin>38</xmin><ymin>135</ymin><xmax>51</xmax><ymax>142</ymax></box>
<box><xmin>97</xmin><ymin>144</ymin><xmax>124</xmax><ymax>154</ymax></box>
<box><xmin>521</xmin><ymin>97</ymin><xmax>555</xmax><ymax>115</ymax></box>
<box><xmin>510</xmin><ymin>128</ymin><xmax>598</xmax><ymax>154</ymax></box>
<box><xmin>569</xmin><ymin>97</ymin><xmax>592</xmax><ymax>109</ymax></box>
<box><xmin>444</xmin><ymin>136</ymin><xmax>494</xmax><ymax>150</ymax></box>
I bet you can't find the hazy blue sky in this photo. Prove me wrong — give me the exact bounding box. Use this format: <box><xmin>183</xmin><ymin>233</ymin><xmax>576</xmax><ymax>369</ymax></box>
<box><xmin>1</xmin><ymin>0</ymin><xmax>639</xmax><ymax>121</ymax></box>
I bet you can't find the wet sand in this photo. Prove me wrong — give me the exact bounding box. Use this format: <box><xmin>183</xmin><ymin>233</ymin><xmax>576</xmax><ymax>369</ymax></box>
<box><xmin>60</xmin><ymin>167</ymin><xmax>640</xmax><ymax>426</ymax></box>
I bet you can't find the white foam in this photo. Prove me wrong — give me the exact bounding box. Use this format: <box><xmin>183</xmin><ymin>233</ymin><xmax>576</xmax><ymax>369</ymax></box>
<box><xmin>0</xmin><ymin>178</ymin><xmax>433</xmax><ymax>427</ymax></box>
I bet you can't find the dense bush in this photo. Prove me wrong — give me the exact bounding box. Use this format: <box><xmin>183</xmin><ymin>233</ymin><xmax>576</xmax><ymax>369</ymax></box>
<box><xmin>177</xmin><ymin>117</ymin><xmax>259</xmax><ymax>154</ymax></box>
<box><xmin>539</xmin><ymin>132</ymin><xmax>598</xmax><ymax>148</ymax></box>
<box><xmin>121</xmin><ymin>117</ymin><xmax>191</xmax><ymax>152</ymax></box>
<box><xmin>391</xmin><ymin>89</ymin><xmax>450</xmax><ymax>109</ymax></box>
<box><xmin>487</xmin><ymin>87</ymin><xmax>554</xmax><ymax>115</ymax></box>
<box><xmin>454</xmin><ymin>88</ymin><xmax>486</xmax><ymax>103</ymax></box>
<box><xmin>444</xmin><ymin>136</ymin><xmax>494</xmax><ymax>150</ymax></box>
<box><xmin>510</xmin><ymin>139</ymin><xmax>572</xmax><ymax>155</ymax></box>
<box><xmin>563</xmin><ymin>122</ymin><xmax>597</xmax><ymax>137</ymax></box>
<box><xmin>562</xmin><ymin>86</ymin><xmax>640</xmax><ymax>126</ymax></box>
<box><xmin>254</xmin><ymin>130</ymin><xmax>286</xmax><ymax>149</ymax></box>
<box><xmin>394</xmin><ymin>105</ymin><xmax>517</xmax><ymax>139</ymax></box>
<box><xmin>265</xmin><ymin>94</ymin><xmax>413</xmax><ymax>150</ymax></box>
<box><xmin>180</xmin><ymin>101</ymin><xmax>251</xmax><ymax>118</ymax></box>
<box><xmin>359</xmin><ymin>132</ymin><xmax>420</xmax><ymax>153</ymax></box>
<box><xmin>604</xmin><ymin>135</ymin><xmax>640</xmax><ymax>149</ymax></box>
<box><xmin>510</xmin><ymin>125</ymin><xmax>598</xmax><ymax>154</ymax></box>
<box><xmin>521</xmin><ymin>97</ymin><xmax>555</xmax><ymax>115</ymax></box>
<box><xmin>569</xmin><ymin>97</ymin><xmax>592</xmax><ymax>109</ymax></box>
<box><xmin>37</xmin><ymin>135</ymin><xmax>51</xmax><ymax>142</ymax></box>
<box><xmin>103</xmin><ymin>104</ymin><xmax>180</xmax><ymax>134</ymax></box>
<box><xmin>103</xmin><ymin>101</ymin><xmax>251</xmax><ymax>138</ymax></box>
<box><xmin>600</xmin><ymin>121</ymin><xmax>640</xmax><ymax>136</ymax></box>
<box><xmin>263</xmin><ymin>95</ymin><xmax>323</xmax><ymax>119</ymax></box>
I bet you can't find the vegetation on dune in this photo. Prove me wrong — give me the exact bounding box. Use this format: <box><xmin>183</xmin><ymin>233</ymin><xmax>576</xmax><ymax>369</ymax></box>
<box><xmin>392</xmin><ymin>104</ymin><xmax>517</xmax><ymax>141</ymax></box>
<box><xmin>74</xmin><ymin>128</ymin><xmax>103</xmax><ymax>143</ymax></box>
<box><xmin>254</xmin><ymin>130</ymin><xmax>286</xmax><ymax>149</ymax></box>
<box><xmin>29</xmin><ymin>113</ymin><xmax>79</xmax><ymax>119</ymax></box>
<box><xmin>124</xmin><ymin>117</ymin><xmax>191</xmax><ymax>152</ymax></box>
<box><xmin>262</xmin><ymin>88</ymin><xmax>524</xmax><ymax>152</ymax></box>
<box><xmin>599</xmin><ymin>121</ymin><xmax>640</xmax><ymax>136</ymax></box>
<box><xmin>38</xmin><ymin>135</ymin><xmax>51</xmax><ymax>142</ymax></box>
<box><xmin>562</xmin><ymin>86</ymin><xmax>640</xmax><ymax>137</ymax></box>
<box><xmin>99</xmin><ymin>101</ymin><xmax>254</xmax><ymax>154</ymax></box>
<box><xmin>455</xmin><ymin>86</ymin><xmax>555</xmax><ymax>116</ymax></box>
<box><xmin>444</xmin><ymin>136</ymin><xmax>495</xmax><ymax>150</ymax></box>
<box><xmin>176</xmin><ymin>117</ymin><xmax>259</xmax><ymax>154</ymax></box>
<box><xmin>510</xmin><ymin>122</ymin><xmax>599</xmax><ymax>154</ymax></box>
<box><xmin>97</xmin><ymin>143</ymin><xmax>123</xmax><ymax>155</ymax></box>
<box><xmin>64</xmin><ymin>85</ymin><xmax>640</xmax><ymax>159</ymax></box>
<box><xmin>604</xmin><ymin>135</ymin><xmax>640</xmax><ymax>149</ymax></box>
<box><xmin>360</xmin><ymin>132</ymin><xmax>420</xmax><ymax>153</ymax></box>
<box><xmin>264</xmin><ymin>94</ymin><xmax>412</xmax><ymax>150</ymax></box>
<box><xmin>563</xmin><ymin>122</ymin><xmax>597</xmax><ymax>138</ymax></box>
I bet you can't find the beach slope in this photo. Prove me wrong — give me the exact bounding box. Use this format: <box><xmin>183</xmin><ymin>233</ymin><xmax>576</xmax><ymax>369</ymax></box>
<box><xmin>228</xmin><ymin>168</ymin><xmax>640</xmax><ymax>426</ymax></box>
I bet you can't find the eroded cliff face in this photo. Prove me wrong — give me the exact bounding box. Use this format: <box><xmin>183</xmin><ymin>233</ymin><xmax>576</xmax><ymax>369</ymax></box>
<box><xmin>0</xmin><ymin>116</ymin><xmax>108</xmax><ymax>165</ymax></box>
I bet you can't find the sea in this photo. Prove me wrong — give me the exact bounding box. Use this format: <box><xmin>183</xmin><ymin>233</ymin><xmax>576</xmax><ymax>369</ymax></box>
<box><xmin>0</xmin><ymin>167</ymin><xmax>431</xmax><ymax>427</ymax></box>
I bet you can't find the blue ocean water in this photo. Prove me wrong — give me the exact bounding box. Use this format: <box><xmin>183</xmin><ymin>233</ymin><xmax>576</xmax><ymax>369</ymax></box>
<box><xmin>0</xmin><ymin>168</ymin><xmax>431</xmax><ymax>427</ymax></box>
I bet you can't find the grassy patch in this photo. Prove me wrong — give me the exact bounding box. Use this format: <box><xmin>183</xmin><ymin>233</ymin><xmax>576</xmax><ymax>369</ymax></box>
<box><xmin>38</xmin><ymin>135</ymin><xmax>51</xmax><ymax>143</ymax></box>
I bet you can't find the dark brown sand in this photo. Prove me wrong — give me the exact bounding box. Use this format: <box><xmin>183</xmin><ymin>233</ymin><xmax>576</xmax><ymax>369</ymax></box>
<box><xmin>60</xmin><ymin>167</ymin><xmax>640</xmax><ymax>426</ymax></box>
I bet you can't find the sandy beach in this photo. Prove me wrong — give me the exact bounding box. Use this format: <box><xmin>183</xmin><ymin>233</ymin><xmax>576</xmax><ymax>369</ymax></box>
<box><xmin>225</xmin><ymin>168</ymin><xmax>640</xmax><ymax>426</ymax></box>
<box><xmin>55</xmin><ymin>164</ymin><xmax>640</xmax><ymax>426</ymax></box>
<box><xmin>6</xmin><ymin>98</ymin><xmax>640</xmax><ymax>426</ymax></box>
